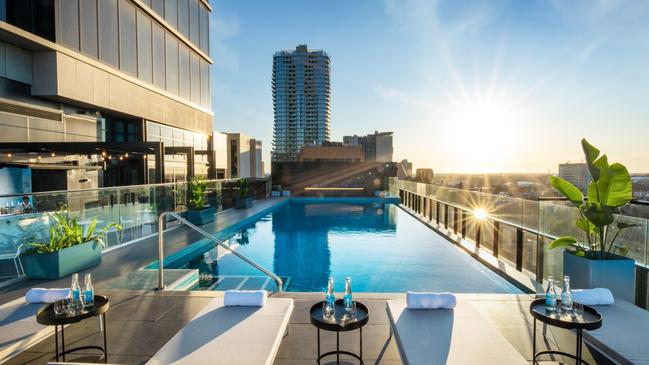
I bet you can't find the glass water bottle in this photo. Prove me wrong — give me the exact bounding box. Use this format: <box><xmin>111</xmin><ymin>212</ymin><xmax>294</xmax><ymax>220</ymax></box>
<box><xmin>323</xmin><ymin>277</ymin><xmax>335</xmax><ymax>319</ymax></box>
<box><xmin>560</xmin><ymin>275</ymin><xmax>573</xmax><ymax>313</ymax></box>
<box><xmin>70</xmin><ymin>273</ymin><xmax>83</xmax><ymax>313</ymax></box>
<box><xmin>83</xmin><ymin>273</ymin><xmax>95</xmax><ymax>308</ymax></box>
<box><xmin>343</xmin><ymin>277</ymin><xmax>354</xmax><ymax>315</ymax></box>
<box><xmin>544</xmin><ymin>275</ymin><xmax>557</xmax><ymax>312</ymax></box>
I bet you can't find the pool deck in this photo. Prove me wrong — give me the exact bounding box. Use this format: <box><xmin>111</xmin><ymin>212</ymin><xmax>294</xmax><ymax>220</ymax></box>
<box><xmin>3</xmin><ymin>290</ymin><xmax>606</xmax><ymax>365</ymax></box>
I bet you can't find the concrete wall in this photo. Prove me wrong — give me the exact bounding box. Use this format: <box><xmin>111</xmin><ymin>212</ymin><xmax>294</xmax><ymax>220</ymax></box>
<box><xmin>32</xmin><ymin>51</ymin><xmax>212</xmax><ymax>135</ymax></box>
<box><xmin>0</xmin><ymin>110</ymin><xmax>98</xmax><ymax>143</ymax></box>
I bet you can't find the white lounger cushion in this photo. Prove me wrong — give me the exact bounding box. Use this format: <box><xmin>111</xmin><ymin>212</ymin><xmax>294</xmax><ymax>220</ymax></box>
<box><xmin>0</xmin><ymin>298</ymin><xmax>52</xmax><ymax>363</ymax></box>
<box><xmin>387</xmin><ymin>299</ymin><xmax>527</xmax><ymax>365</ymax></box>
<box><xmin>147</xmin><ymin>297</ymin><xmax>293</xmax><ymax>365</ymax></box>
<box><xmin>585</xmin><ymin>300</ymin><xmax>649</xmax><ymax>365</ymax></box>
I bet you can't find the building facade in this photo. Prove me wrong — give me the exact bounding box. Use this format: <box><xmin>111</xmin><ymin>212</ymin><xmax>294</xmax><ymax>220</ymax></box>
<box><xmin>272</xmin><ymin>44</ymin><xmax>330</xmax><ymax>162</ymax></box>
<box><xmin>298</xmin><ymin>144</ymin><xmax>363</xmax><ymax>162</ymax></box>
<box><xmin>226</xmin><ymin>133</ymin><xmax>264</xmax><ymax>179</ymax></box>
<box><xmin>558</xmin><ymin>162</ymin><xmax>591</xmax><ymax>192</ymax></box>
<box><xmin>0</xmin><ymin>0</ymin><xmax>213</xmax><ymax>190</ymax></box>
<box><xmin>343</xmin><ymin>131</ymin><xmax>393</xmax><ymax>162</ymax></box>
<box><xmin>415</xmin><ymin>168</ymin><xmax>434</xmax><ymax>183</ymax></box>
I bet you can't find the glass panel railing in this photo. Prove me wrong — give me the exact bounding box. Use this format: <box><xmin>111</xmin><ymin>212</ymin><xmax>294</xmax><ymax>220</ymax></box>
<box><xmin>396</xmin><ymin>178</ymin><xmax>649</xmax><ymax>304</ymax></box>
<box><xmin>0</xmin><ymin>178</ymin><xmax>270</xmax><ymax>289</ymax></box>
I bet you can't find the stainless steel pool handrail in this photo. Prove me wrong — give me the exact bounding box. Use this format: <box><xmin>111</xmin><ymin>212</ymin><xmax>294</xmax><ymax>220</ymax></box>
<box><xmin>156</xmin><ymin>211</ymin><xmax>283</xmax><ymax>291</ymax></box>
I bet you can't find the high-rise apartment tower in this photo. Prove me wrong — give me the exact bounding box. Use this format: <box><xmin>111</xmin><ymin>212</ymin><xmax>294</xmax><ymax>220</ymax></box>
<box><xmin>272</xmin><ymin>44</ymin><xmax>330</xmax><ymax>162</ymax></box>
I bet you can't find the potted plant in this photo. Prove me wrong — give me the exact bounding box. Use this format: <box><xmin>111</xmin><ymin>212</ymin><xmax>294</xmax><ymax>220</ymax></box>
<box><xmin>549</xmin><ymin>138</ymin><xmax>637</xmax><ymax>302</ymax></box>
<box><xmin>235</xmin><ymin>179</ymin><xmax>254</xmax><ymax>209</ymax></box>
<box><xmin>22</xmin><ymin>210</ymin><xmax>121</xmax><ymax>280</ymax></box>
<box><xmin>185</xmin><ymin>177</ymin><xmax>216</xmax><ymax>225</ymax></box>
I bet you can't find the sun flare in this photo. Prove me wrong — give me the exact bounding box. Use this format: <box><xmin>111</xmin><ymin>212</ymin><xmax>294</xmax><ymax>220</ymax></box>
<box><xmin>441</xmin><ymin>99</ymin><xmax>519</xmax><ymax>173</ymax></box>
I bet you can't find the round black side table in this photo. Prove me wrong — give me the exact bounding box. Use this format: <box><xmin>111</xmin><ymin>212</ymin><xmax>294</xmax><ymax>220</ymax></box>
<box><xmin>529</xmin><ymin>298</ymin><xmax>602</xmax><ymax>365</ymax></box>
<box><xmin>310</xmin><ymin>299</ymin><xmax>369</xmax><ymax>365</ymax></box>
<box><xmin>36</xmin><ymin>295</ymin><xmax>110</xmax><ymax>363</ymax></box>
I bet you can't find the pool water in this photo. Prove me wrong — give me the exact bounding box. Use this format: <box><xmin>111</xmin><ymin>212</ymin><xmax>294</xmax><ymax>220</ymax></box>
<box><xmin>182</xmin><ymin>200</ymin><xmax>522</xmax><ymax>293</ymax></box>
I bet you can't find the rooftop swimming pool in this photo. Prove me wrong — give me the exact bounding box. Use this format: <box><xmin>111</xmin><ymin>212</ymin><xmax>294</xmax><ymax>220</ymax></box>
<box><xmin>175</xmin><ymin>198</ymin><xmax>523</xmax><ymax>293</ymax></box>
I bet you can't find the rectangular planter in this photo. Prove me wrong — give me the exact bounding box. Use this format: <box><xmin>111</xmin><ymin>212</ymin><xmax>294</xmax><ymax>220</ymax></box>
<box><xmin>235</xmin><ymin>196</ymin><xmax>253</xmax><ymax>209</ymax></box>
<box><xmin>22</xmin><ymin>240</ymin><xmax>102</xmax><ymax>280</ymax></box>
<box><xmin>185</xmin><ymin>206</ymin><xmax>216</xmax><ymax>225</ymax></box>
<box><xmin>563</xmin><ymin>250</ymin><xmax>636</xmax><ymax>303</ymax></box>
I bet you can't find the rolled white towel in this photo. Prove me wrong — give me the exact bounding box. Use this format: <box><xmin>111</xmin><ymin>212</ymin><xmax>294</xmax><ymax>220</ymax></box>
<box><xmin>25</xmin><ymin>288</ymin><xmax>70</xmax><ymax>303</ymax></box>
<box><xmin>223</xmin><ymin>290</ymin><xmax>268</xmax><ymax>307</ymax></box>
<box><xmin>406</xmin><ymin>292</ymin><xmax>457</xmax><ymax>309</ymax></box>
<box><xmin>571</xmin><ymin>288</ymin><xmax>614</xmax><ymax>306</ymax></box>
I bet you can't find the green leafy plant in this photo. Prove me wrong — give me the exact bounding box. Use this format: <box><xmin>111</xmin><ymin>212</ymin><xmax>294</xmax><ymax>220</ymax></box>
<box><xmin>25</xmin><ymin>209</ymin><xmax>121</xmax><ymax>254</ymax></box>
<box><xmin>188</xmin><ymin>176</ymin><xmax>208</xmax><ymax>210</ymax></box>
<box><xmin>549</xmin><ymin>138</ymin><xmax>637</xmax><ymax>259</ymax></box>
<box><xmin>237</xmin><ymin>179</ymin><xmax>253</xmax><ymax>198</ymax></box>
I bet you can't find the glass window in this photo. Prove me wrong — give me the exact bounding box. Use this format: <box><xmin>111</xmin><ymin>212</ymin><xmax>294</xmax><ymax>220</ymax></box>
<box><xmin>98</xmin><ymin>0</ymin><xmax>119</xmax><ymax>67</ymax></box>
<box><xmin>165</xmin><ymin>33</ymin><xmax>179</xmax><ymax>94</ymax></box>
<box><xmin>177</xmin><ymin>0</ymin><xmax>189</xmax><ymax>39</ymax></box>
<box><xmin>79</xmin><ymin>0</ymin><xmax>98</xmax><ymax>57</ymax></box>
<box><xmin>119</xmin><ymin>0</ymin><xmax>137</xmax><ymax>75</ymax></box>
<box><xmin>152</xmin><ymin>0</ymin><xmax>164</xmax><ymax>16</ymax></box>
<box><xmin>199</xmin><ymin>5</ymin><xmax>208</xmax><ymax>53</ymax></box>
<box><xmin>59</xmin><ymin>0</ymin><xmax>79</xmax><ymax>50</ymax></box>
<box><xmin>200</xmin><ymin>59</ymin><xmax>209</xmax><ymax>107</ymax></box>
<box><xmin>178</xmin><ymin>44</ymin><xmax>190</xmax><ymax>100</ymax></box>
<box><xmin>152</xmin><ymin>22</ymin><xmax>166</xmax><ymax>89</ymax></box>
<box><xmin>189</xmin><ymin>0</ymin><xmax>199</xmax><ymax>45</ymax></box>
<box><xmin>190</xmin><ymin>52</ymin><xmax>200</xmax><ymax>103</ymax></box>
<box><xmin>136</xmin><ymin>10</ymin><xmax>153</xmax><ymax>83</ymax></box>
<box><xmin>164</xmin><ymin>0</ymin><xmax>177</xmax><ymax>29</ymax></box>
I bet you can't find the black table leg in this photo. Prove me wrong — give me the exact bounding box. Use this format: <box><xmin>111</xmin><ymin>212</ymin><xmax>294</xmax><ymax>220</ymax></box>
<box><xmin>532</xmin><ymin>318</ymin><xmax>536</xmax><ymax>364</ymax></box>
<box><xmin>336</xmin><ymin>331</ymin><xmax>340</xmax><ymax>364</ymax></box>
<box><xmin>317</xmin><ymin>328</ymin><xmax>320</xmax><ymax>365</ymax></box>
<box><xmin>360</xmin><ymin>327</ymin><xmax>363</xmax><ymax>362</ymax></box>
<box><xmin>61</xmin><ymin>324</ymin><xmax>66</xmax><ymax>362</ymax></box>
<box><xmin>54</xmin><ymin>325</ymin><xmax>59</xmax><ymax>362</ymax></box>
<box><xmin>576</xmin><ymin>329</ymin><xmax>582</xmax><ymax>365</ymax></box>
<box><xmin>102</xmin><ymin>313</ymin><xmax>108</xmax><ymax>363</ymax></box>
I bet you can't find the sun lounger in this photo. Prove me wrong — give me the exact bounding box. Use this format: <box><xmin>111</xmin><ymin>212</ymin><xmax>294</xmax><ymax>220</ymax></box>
<box><xmin>584</xmin><ymin>299</ymin><xmax>649</xmax><ymax>365</ymax></box>
<box><xmin>147</xmin><ymin>297</ymin><xmax>293</xmax><ymax>365</ymax></box>
<box><xmin>0</xmin><ymin>297</ymin><xmax>52</xmax><ymax>363</ymax></box>
<box><xmin>387</xmin><ymin>299</ymin><xmax>528</xmax><ymax>365</ymax></box>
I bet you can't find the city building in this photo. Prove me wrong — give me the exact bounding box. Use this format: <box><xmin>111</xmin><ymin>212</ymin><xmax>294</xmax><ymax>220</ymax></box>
<box><xmin>272</xmin><ymin>44</ymin><xmax>331</xmax><ymax>162</ymax></box>
<box><xmin>343</xmin><ymin>131</ymin><xmax>393</xmax><ymax>162</ymax></box>
<box><xmin>212</xmin><ymin>131</ymin><xmax>228</xmax><ymax>179</ymax></box>
<box><xmin>415</xmin><ymin>168</ymin><xmax>434</xmax><ymax>183</ymax></box>
<box><xmin>226</xmin><ymin>133</ymin><xmax>264</xmax><ymax>179</ymax></box>
<box><xmin>400</xmin><ymin>159</ymin><xmax>413</xmax><ymax>177</ymax></box>
<box><xmin>0</xmin><ymin>0</ymin><xmax>213</xmax><ymax>191</ymax></box>
<box><xmin>250</xmin><ymin>139</ymin><xmax>263</xmax><ymax>178</ymax></box>
<box><xmin>558</xmin><ymin>162</ymin><xmax>591</xmax><ymax>192</ymax></box>
<box><xmin>298</xmin><ymin>143</ymin><xmax>363</xmax><ymax>162</ymax></box>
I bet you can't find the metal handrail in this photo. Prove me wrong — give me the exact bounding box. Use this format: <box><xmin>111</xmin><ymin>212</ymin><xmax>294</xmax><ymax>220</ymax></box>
<box><xmin>156</xmin><ymin>211</ymin><xmax>283</xmax><ymax>291</ymax></box>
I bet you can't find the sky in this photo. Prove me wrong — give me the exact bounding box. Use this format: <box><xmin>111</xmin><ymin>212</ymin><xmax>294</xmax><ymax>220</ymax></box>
<box><xmin>209</xmin><ymin>0</ymin><xmax>649</xmax><ymax>174</ymax></box>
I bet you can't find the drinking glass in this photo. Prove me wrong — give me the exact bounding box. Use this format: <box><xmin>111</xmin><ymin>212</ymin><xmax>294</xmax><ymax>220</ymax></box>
<box><xmin>53</xmin><ymin>299</ymin><xmax>66</xmax><ymax>316</ymax></box>
<box><xmin>573</xmin><ymin>302</ymin><xmax>584</xmax><ymax>320</ymax></box>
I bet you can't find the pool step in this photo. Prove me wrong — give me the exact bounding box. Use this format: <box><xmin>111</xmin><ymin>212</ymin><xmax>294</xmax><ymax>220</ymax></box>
<box><xmin>206</xmin><ymin>275</ymin><xmax>291</xmax><ymax>291</ymax></box>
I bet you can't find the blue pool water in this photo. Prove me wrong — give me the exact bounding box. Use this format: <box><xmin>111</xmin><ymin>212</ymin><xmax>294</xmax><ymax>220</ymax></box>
<box><xmin>181</xmin><ymin>199</ymin><xmax>522</xmax><ymax>293</ymax></box>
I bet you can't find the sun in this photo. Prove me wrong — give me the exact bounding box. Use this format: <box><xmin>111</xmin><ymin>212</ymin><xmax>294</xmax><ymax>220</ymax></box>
<box><xmin>441</xmin><ymin>99</ymin><xmax>518</xmax><ymax>173</ymax></box>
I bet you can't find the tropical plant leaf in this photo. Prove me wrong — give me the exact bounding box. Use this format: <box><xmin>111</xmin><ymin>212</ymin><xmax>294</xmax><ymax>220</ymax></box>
<box><xmin>616</xmin><ymin>222</ymin><xmax>640</xmax><ymax>230</ymax></box>
<box><xmin>550</xmin><ymin>176</ymin><xmax>584</xmax><ymax>206</ymax></box>
<box><xmin>587</xmin><ymin>162</ymin><xmax>632</xmax><ymax>208</ymax></box>
<box><xmin>581</xmin><ymin>138</ymin><xmax>601</xmax><ymax>180</ymax></box>
<box><xmin>582</xmin><ymin>203</ymin><xmax>615</xmax><ymax>227</ymax></box>
<box><xmin>549</xmin><ymin>236</ymin><xmax>577</xmax><ymax>249</ymax></box>
<box><xmin>575</xmin><ymin>218</ymin><xmax>595</xmax><ymax>234</ymax></box>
